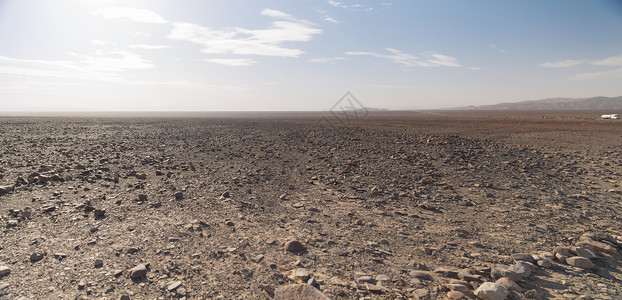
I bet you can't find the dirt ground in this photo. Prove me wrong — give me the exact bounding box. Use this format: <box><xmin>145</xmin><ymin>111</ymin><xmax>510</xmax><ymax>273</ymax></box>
<box><xmin>1</xmin><ymin>111</ymin><xmax>622</xmax><ymax>299</ymax></box>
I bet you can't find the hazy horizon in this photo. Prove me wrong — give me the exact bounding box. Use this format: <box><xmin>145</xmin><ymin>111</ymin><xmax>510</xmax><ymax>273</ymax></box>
<box><xmin>1</xmin><ymin>0</ymin><xmax>622</xmax><ymax>111</ymax></box>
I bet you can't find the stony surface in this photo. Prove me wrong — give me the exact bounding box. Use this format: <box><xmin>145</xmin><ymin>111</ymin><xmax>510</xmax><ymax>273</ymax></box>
<box><xmin>274</xmin><ymin>283</ymin><xmax>330</xmax><ymax>300</ymax></box>
<box><xmin>0</xmin><ymin>112</ymin><xmax>622</xmax><ymax>299</ymax></box>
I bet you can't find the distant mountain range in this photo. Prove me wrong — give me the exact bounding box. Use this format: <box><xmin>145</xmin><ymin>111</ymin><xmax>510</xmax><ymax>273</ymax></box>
<box><xmin>461</xmin><ymin>96</ymin><xmax>622</xmax><ymax>110</ymax></box>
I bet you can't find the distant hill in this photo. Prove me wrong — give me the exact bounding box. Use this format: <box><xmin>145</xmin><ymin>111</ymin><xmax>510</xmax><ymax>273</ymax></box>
<box><xmin>461</xmin><ymin>96</ymin><xmax>622</xmax><ymax>110</ymax></box>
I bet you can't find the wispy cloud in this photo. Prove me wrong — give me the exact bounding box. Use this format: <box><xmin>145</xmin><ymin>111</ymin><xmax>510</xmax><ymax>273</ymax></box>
<box><xmin>129</xmin><ymin>44</ymin><xmax>173</xmax><ymax>50</ymax></box>
<box><xmin>168</xmin><ymin>9</ymin><xmax>321</xmax><ymax>60</ymax></box>
<box><xmin>591</xmin><ymin>53</ymin><xmax>622</xmax><ymax>66</ymax></box>
<box><xmin>328</xmin><ymin>0</ymin><xmax>344</xmax><ymax>8</ymax></box>
<box><xmin>309</xmin><ymin>57</ymin><xmax>345</xmax><ymax>63</ymax></box>
<box><xmin>203</xmin><ymin>58</ymin><xmax>257</xmax><ymax>67</ymax></box>
<box><xmin>92</xmin><ymin>7</ymin><xmax>168</xmax><ymax>24</ymax></box>
<box><xmin>541</xmin><ymin>59</ymin><xmax>585</xmax><ymax>68</ymax></box>
<box><xmin>260</xmin><ymin>8</ymin><xmax>294</xmax><ymax>20</ymax></box>
<box><xmin>571</xmin><ymin>68</ymin><xmax>622</xmax><ymax>80</ymax></box>
<box><xmin>345</xmin><ymin>48</ymin><xmax>461</xmax><ymax>68</ymax></box>
<box><xmin>542</xmin><ymin>53</ymin><xmax>622</xmax><ymax>80</ymax></box>
<box><xmin>324</xmin><ymin>16</ymin><xmax>338</xmax><ymax>23</ymax></box>
<box><xmin>0</xmin><ymin>50</ymin><xmax>154</xmax><ymax>84</ymax></box>
<box><xmin>489</xmin><ymin>44</ymin><xmax>508</xmax><ymax>54</ymax></box>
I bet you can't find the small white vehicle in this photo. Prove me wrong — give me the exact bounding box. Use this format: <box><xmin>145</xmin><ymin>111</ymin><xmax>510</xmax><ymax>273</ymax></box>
<box><xmin>601</xmin><ymin>114</ymin><xmax>620</xmax><ymax>119</ymax></box>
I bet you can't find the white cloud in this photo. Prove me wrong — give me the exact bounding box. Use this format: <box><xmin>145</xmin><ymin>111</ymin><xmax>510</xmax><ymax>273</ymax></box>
<box><xmin>324</xmin><ymin>16</ymin><xmax>338</xmax><ymax>23</ymax></box>
<box><xmin>203</xmin><ymin>58</ymin><xmax>257</xmax><ymax>67</ymax></box>
<box><xmin>0</xmin><ymin>50</ymin><xmax>153</xmax><ymax>84</ymax></box>
<box><xmin>309</xmin><ymin>57</ymin><xmax>345</xmax><ymax>63</ymax></box>
<box><xmin>92</xmin><ymin>7</ymin><xmax>168</xmax><ymax>24</ymax></box>
<box><xmin>541</xmin><ymin>59</ymin><xmax>585</xmax><ymax>68</ymax></box>
<box><xmin>91</xmin><ymin>40</ymin><xmax>108</xmax><ymax>45</ymax></box>
<box><xmin>260</xmin><ymin>9</ymin><xmax>293</xmax><ymax>20</ymax></box>
<box><xmin>81</xmin><ymin>50</ymin><xmax>154</xmax><ymax>73</ymax></box>
<box><xmin>345</xmin><ymin>48</ymin><xmax>461</xmax><ymax>68</ymax></box>
<box><xmin>489</xmin><ymin>44</ymin><xmax>508</xmax><ymax>54</ymax></box>
<box><xmin>168</xmin><ymin>10</ymin><xmax>321</xmax><ymax>59</ymax></box>
<box><xmin>129</xmin><ymin>44</ymin><xmax>173</xmax><ymax>50</ymax></box>
<box><xmin>570</xmin><ymin>67</ymin><xmax>622</xmax><ymax>80</ymax></box>
<box><xmin>540</xmin><ymin>53</ymin><xmax>622</xmax><ymax>80</ymax></box>
<box><xmin>328</xmin><ymin>0</ymin><xmax>343</xmax><ymax>7</ymax></box>
<box><xmin>426</xmin><ymin>54</ymin><xmax>460</xmax><ymax>67</ymax></box>
<box><xmin>591</xmin><ymin>53</ymin><xmax>622</xmax><ymax>66</ymax></box>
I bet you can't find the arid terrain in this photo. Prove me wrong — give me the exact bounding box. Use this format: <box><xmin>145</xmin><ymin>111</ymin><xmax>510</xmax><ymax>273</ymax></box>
<box><xmin>1</xmin><ymin>111</ymin><xmax>622</xmax><ymax>299</ymax></box>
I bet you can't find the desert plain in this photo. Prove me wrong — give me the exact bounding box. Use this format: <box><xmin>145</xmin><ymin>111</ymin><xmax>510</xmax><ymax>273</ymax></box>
<box><xmin>1</xmin><ymin>110</ymin><xmax>622</xmax><ymax>299</ymax></box>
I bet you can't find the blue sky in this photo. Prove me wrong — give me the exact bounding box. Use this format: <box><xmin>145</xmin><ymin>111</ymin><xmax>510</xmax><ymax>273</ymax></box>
<box><xmin>1</xmin><ymin>0</ymin><xmax>621</xmax><ymax>111</ymax></box>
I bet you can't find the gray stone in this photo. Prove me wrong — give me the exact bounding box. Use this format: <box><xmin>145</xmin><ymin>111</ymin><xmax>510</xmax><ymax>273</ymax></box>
<box><xmin>129</xmin><ymin>264</ymin><xmax>147</xmax><ymax>278</ymax></box>
<box><xmin>413</xmin><ymin>288</ymin><xmax>430</xmax><ymax>299</ymax></box>
<box><xmin>447</xmin><ymin>283</ymin><xmax>469</xmax><ymax>292</ymax></box>
<box><xmin>511</xmin><ymin>253</ymin><xmax>535</xmax><ymax>263</ymax></box>
<box><xmin>0</xmin><ymin>266</ymin><xmax>10</xmax><ymax>276</ymax></box>
<box><xmin>572</xmin><ymin>247</ymin><xmax>598</xmax><ymax>259</ymax></box>
<box><xmin>566</xmin><ymin>256</ymin><xmax>595</xmax><ymax>270</ymax></box>
<box><xmin>167</xmin><ymin>280</ymin><xmax>182</xmax><ymax>291</ymax></box>
<box><xmin>491</xmin><ymin>267</ymin><xmax>520</xmax><ymax>282</ymax></box>
<box><xmin>375</xmin><ymin>274</ymin><xmax>391</xmax><ymax>282</ymax></box>
<box><xmin>495</xmin><ymin>277</ymin><xmax>525</xmax><ymax>293</ymax></box>
<box><xmin>474</xmin><ymin>282</ymin><xmax>509</xmax><ymax>300</ymax></box>
<box><xmin>30</xmin><ymin>252</ymin><xmax>44</xmax><ymax>262</ymax></box>
<box><xmin>174</xmin><ymin>191</ymin><xmax>184</xmax><ymax>200</ymax></box>
<box><xmin>94</xmin><ymin>259</ymin><xmax>104</xmax><ymax>268</ymax></box>
<box><xmin>356</xmin><ymin>275</ymin><xmax>374</xmax><ymax>283</ymax></box>
<box><xmin>508</xmin><ymin>262</ymin><xmax>533</xmax><ymax>278</ymax></box>
<box><xmin>274</xmin><ymin>283</ymin><xmax>330</xmax><ymax>300</ymax></box>
<box><xmin>537</xmin><ymin>259</ymin><xmax>553</xmax><ymax>268</ymax></box>
<box><xmin>410</xmin><ymin>270</ymin><xmax>433</xmax><ymax>280</ymax></box>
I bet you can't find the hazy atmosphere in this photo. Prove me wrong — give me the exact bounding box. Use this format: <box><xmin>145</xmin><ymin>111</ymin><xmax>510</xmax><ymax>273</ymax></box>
<box><xmin>1</xmin><ymin>0</ymin><xmax>622</xmax><ymax>111</ymax></box>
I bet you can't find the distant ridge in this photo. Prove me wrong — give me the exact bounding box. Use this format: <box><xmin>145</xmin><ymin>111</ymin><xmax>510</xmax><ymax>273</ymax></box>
<box><xmin>461</xmin><ymin>96</ymin><xmax>622</xmax><ymax>110</ymax></box>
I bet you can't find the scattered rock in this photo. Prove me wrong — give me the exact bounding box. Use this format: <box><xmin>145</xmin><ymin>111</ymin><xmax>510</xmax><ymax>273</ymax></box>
<box><xmin>273</xmin><ymin>283</ymin><xmax>330</xmax><ymax>300</ymax></box>
<box><xmin>447</xmin><ymin>290</ymin><xmax>467</xmax><ymax>299</ymax></box>
<box><xmin>0</xmin><ymin>266</ymin><xmax>10</xmax><ymax>277</ymax></box>
<box><xmin>447</xmin><ymin>283</ymin><xmax>469</xmax><ymax>293</ymax></box>
<box><xmin>496</xmin><ymin>277</ymin><xmax>525</xmax><ymax>293</ymax></box>
<box><xmin>129</xmin><ymin>264</ymin><xmax>147</xmax><ymax>278</ymax></box>
<box><xmin>413</xmin><ymin>288</ymin><xmax>430</xmax><ymax>299</ymax></box>
<box><xmin>508</xmin><ymin>262</ymin><xmax>533</xmax><ymax>278</ymax></box>
<box><xmin>94</xmin><ymin>258</ymin><xmax>104</xmax><ymax>268</ymax></box>
<box><xmin>284</xmin><ymin>240</ymin><xmax>306</xmax><ymax>253</ymax></box>
<box><xmin>410</xmin><ymin>270</ymin><xmax>433</xmax><ymax>280</ymax></box>
<box><xmin>566</xmin><ymin>256</ymin><xmax>595</xmax><ymax>270</ymax></box>
<box><xmin>537</xmin><ymin>259</ymin><xmax>553</xmax><ymax>268</ymax></box>
<box><xmin>30</xmin><ymin>252</ymin><xmax>44</xmax><ymax>262</ymax></box>
<box><xmin>511</xmin><ymin>253</ymin><xmax>535</xmax><ymax>263</ymax></box>
<box><xmin>474</xmin><ymin>282</ymin><xmax>509</xmax><ymax>300</ymax></box>
<box><xmin>167</xmin><ymin>280</ymin><xmax>182</xmax><ymax>291</ymax></box>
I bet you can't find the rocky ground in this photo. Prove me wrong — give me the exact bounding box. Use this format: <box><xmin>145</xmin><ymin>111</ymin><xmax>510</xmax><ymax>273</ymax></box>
<box><xmin>1</xmin><ymin>111</ymin><xmax>622</xmax><ymax>299</ymax></box>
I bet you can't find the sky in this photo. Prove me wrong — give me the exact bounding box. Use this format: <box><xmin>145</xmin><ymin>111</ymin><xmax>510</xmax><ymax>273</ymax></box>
<box><xmin>1</xmin><ymin>0</ymin><xmax>622</xmax><ymax>111</ymax></box>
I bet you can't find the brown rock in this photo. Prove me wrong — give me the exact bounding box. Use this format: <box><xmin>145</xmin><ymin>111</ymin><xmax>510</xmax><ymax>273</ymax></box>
<box><xmin>495</xmin><ymin>277</ymin><xmax>525</xmax><ymax>292</ymax></box>
<box><xmin>447</xmin><ymin>291</ymin><xmax>467</xmax><ymax>300</ymax></box>
<box><xmin>285</xmin><ymin>240</ymin><xmax>306</xmax><ymax>253</ymax></box>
